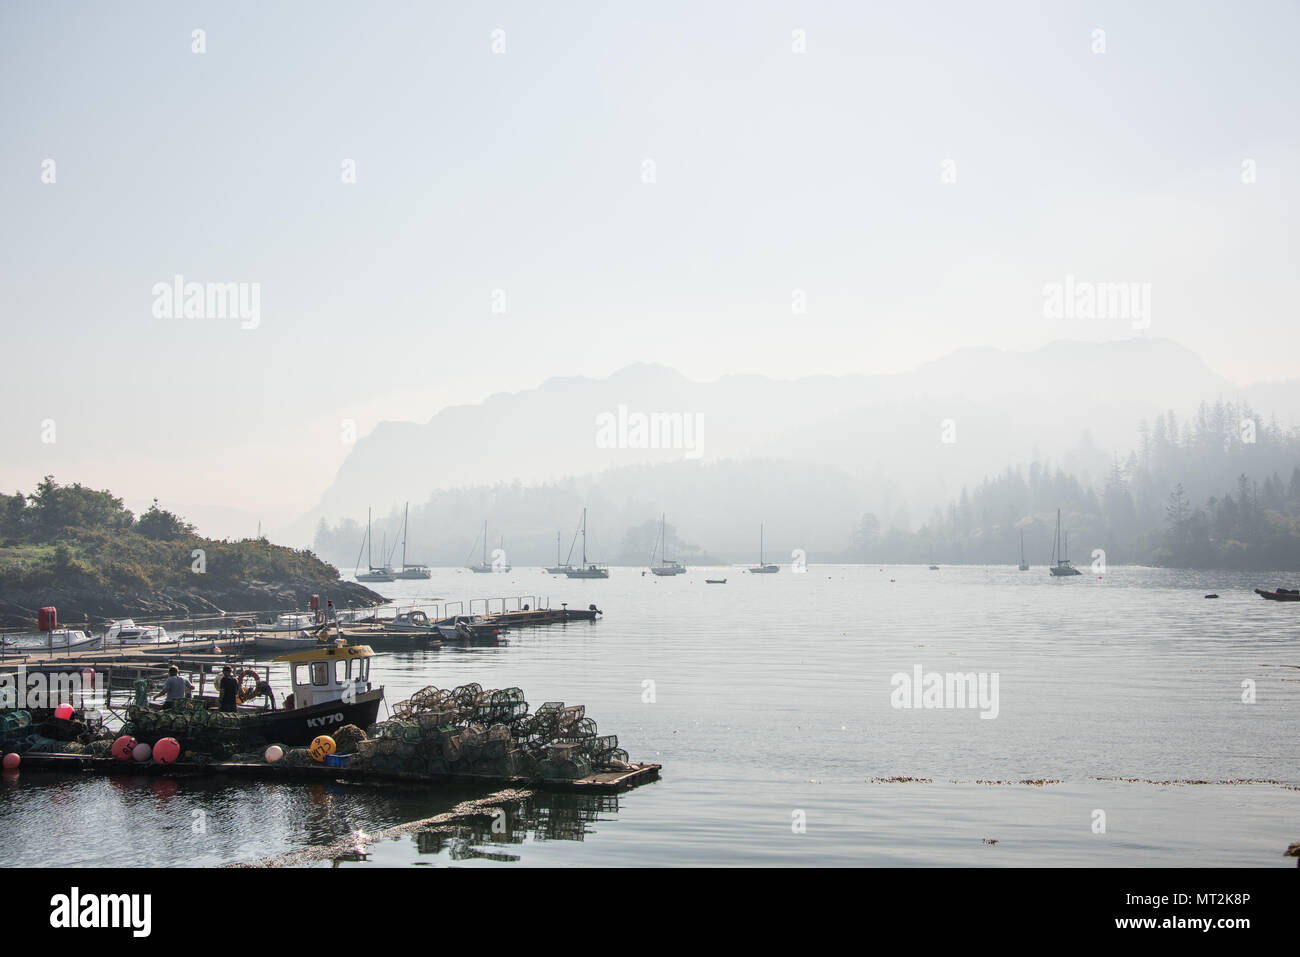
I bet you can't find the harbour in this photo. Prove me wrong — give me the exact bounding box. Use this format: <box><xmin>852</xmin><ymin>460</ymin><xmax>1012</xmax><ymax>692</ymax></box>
<box><xmin>3</xmin><ymin>564</ymin><xmax>1299</xmax><ymax>867</ymax></box>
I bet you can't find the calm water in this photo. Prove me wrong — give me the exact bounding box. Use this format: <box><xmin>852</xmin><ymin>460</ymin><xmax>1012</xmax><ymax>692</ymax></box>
<box><xmin>3</xmin><ymin>565</ymin><xmax>1298</xmax><ymax>867</ymax></box>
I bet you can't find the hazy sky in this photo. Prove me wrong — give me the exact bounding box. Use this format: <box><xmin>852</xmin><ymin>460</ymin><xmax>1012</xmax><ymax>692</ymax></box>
<box><xmin>2</xmin><ymin>1</ymin><xmax>1297</xmax><ymax>524</ymax></box>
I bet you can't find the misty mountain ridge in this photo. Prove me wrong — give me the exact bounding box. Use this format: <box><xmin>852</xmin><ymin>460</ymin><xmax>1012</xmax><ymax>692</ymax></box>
<box><xmin>285</xmin><ymin>338</ymin><xmax>1300</xmax><ymax>554</ymax></box>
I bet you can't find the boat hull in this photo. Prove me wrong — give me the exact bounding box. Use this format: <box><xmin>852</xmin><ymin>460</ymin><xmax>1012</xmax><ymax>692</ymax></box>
<box><xmin>1255</xmin><ymin>588</ymin><xmax>1300</xmax><ymax>601</ymax></box>
<box><xmin>247</xmin><ymin>634</ymin><xmax>329</xmax><ymax>653</ymax></box>
<box><xmin>256</xmin><ymin>690</ymin><xmax>385</xmax><ymax>745</ymax></box>
<box><xmin>394</xmin><ymin>568</ymin><xmax>431</xmax><ymax>579</ymax></box>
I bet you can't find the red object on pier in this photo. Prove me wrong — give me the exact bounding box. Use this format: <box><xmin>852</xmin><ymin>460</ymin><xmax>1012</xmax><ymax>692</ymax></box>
<box><xmin>309</xmin><ymin>594</ymin><xmax>320</xmax><ymax>611</ymax></box>
<box><xmin>38</xmin><ymin>607</ymin><xmax>57</xmax><ymax>632</ymax></box>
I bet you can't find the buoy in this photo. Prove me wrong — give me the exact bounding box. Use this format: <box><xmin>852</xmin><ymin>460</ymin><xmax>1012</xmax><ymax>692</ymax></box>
<box><xmin>54</xmin><ymin>704</ymin><xmax>74</xmax><ymax>721</ymax></box>
<box><xmin>111</xmin><ymin>736</ymin><xmax>136</xmax><ymax>760</ymax></box>
<box><xmin>153</xmin><ymin>737</ymin><xmax>180</xmax><ymax>764</ymax></box>
<box><xmin>132</xmin><ymin>742</ymin><xmax>152</xmax><ymax>762</ymax></box>
<box><xmin>309</xmin><ymin>735</ymin><xmax>336</xmax><ymax>762</ymax></box>
<box><xmin>2</xmin><ymin>753</ymin><xmax>19</xmax><ymax>770</ymax></box>
<box><xmin>264</xmin><ymin>745</ymin><xmax>284</xmax><ymax>763</ymax></box>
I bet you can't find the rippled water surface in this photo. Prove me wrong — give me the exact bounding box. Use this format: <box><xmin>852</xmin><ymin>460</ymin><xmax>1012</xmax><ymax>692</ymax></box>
<box><xmin>3</xmin><ymin>565</ymin><xmax>1298</xmax><ymax>866</ymax></box>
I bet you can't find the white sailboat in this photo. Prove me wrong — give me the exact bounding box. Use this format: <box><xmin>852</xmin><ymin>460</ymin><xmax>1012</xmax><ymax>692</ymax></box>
<box><xmin>355</xmin><ymin>508</ymin><xmax>396</xmax><ymax>582</ymax></box>
<box><xmin>749</xmin><ymin>524</ymin><xmax>779</xmax><ymax>573</ymax></box>
<box><xmin>546</xmin><ymin>531</ymin><xmax>571</xmax><ymax>574</ymax></box>
<box><xmin>649</xmin><ymin>513</ymin><xmax>686</xmax><ymax>576</ymax></box>
<box><xmin>467</xmin><ymin>520</ymin><xmax>510</xmax><ymax>573</ymax></box>
<box><xmin>1049</xmin><ymin>509</ymin><xmax>1081</xmax><ymax>576</ymax></box>
<box><xmin>393</xmin><ymin>502</ymin><xmax>431</xmax><ymax>579</ymax></box>
<box><xmin>565</xmin><ymin>508</ymin><xmax>609</xmax><ymax>579</ymax></box>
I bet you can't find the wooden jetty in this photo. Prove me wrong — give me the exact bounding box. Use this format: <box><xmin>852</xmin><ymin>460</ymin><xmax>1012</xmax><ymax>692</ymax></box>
<box><xmin>12</xmin><ymin>751</ymin><xmax>661</xmax><ymax>794</ymax></box>
<box><xmin>483</xmin><ymin>605</ymin><xmax>601</xmax><ymax>627</ymax></box>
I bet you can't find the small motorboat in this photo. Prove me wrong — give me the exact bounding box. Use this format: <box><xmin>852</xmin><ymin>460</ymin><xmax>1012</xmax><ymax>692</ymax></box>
<box><xmin>1254</xmin><ymin>588</ymin><xmax>1300</xmax><ymax>601</ymax></box>
<box><xmin>433</xmin><ymin>615</ymin><xmax>505</xmax><ymax>644</ymax></box>
<box><xmin>387</xmin><ymin>609</ymin><xmax>437</xmax><ymax>633</ymax></box>
<box><xmin>21</xmin><ymin>629</ymin><xmax>103</xmax><ymax>652</ymax></box>
<box><xmin>256</xmin><ymin>613</ymin><xmax>322</xmax><ymax>634</ymax></box>
<box><xmin>103</xmin><ymin>619</ymin><xmax>170</xmax><ymax>645</ymax></box>
<box><xmin>705</xmin><ymin>578</ymin><xmax>726</xmax><ymax>584</ymax></box>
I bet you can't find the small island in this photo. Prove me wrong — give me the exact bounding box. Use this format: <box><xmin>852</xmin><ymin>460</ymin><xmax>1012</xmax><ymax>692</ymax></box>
<box><xmin>0</xmin><ymin>477</ymin><xmax>385</xmax><ymax>631</ymax></box>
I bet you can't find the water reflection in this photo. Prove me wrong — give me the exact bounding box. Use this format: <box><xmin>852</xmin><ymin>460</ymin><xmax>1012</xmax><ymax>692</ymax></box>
<box><xmin>400</xmin><ymin>792</ymin><xmax>620</xmax><ymax>864</ymax></box>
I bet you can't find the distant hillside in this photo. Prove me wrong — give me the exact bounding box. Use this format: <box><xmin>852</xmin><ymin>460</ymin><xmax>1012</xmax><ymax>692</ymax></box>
<box><xmin>286</xmin><ymin>338</ymin><xmax>1300</xmax><ymax>549</ymax></box>
<box><xmin>0</xmin><ymin>478</ymin><xmax>384</xmax><ymax>630</ymax></box>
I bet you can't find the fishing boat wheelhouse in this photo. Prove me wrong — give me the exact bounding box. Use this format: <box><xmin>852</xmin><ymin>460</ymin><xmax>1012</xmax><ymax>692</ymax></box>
<box><xmin>267</xmin><ymin>642</ymin><xmax>385</xmax><ymax>743</ymax></box>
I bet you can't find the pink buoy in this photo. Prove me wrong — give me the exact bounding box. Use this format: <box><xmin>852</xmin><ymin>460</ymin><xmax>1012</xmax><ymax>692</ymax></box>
<box><xmin>111</xmin><ymin>736</ymin><xmax>136</xmax><ymax>760</ymax></box>
<box><xmin>153</xmin><ymin>737</ymin><xmax>180</xmax><ymax>764</ymax></box>
<box><xmin>264</xmin><ymin>745</ymin><xmax>284</xmax><ymax>763</ymax></box>
<box><xmin>2</xmin><ymin>753</ymin><xmax>19</xmax><ymax>770</ymax></box>
<box><xmin>54</xmin><ymin>704</ymin><xmax>74</xmax><ymax>721</ymax></box>
<box><xmin>132</xmin><ymin>742</ymin><xmax>152</xmax><ymax>762</ymax></box>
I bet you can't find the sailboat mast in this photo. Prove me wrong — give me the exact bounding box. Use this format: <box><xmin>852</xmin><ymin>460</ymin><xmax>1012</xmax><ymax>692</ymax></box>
<box><xmin>582</xmin><ymin>508</ymin><xmax>588</xmax><ymax>565</ymax></box>
<box><xmin>367</xmin><ymin>508</ymin><xmax>373</xmax><ymax>569</ymax></box>
<box><xmin>402</xmin><ymin>502</ymin><xmax>408</xmax><ymax>568</ymax></box>
<box><xmin>760</xmin><ymin>524</ymin><xmax>764</xmax><ymax>564</ymax></box>
<box><xmin>483</xmin><ymin>519</ymin><xmax>487</xmax><ymax>567</ymax></box>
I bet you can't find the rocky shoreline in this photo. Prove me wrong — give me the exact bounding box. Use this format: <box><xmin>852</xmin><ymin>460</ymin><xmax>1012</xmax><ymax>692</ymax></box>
<box><xmin>0</xmin><ymin>578</ymin><xmax>388</xmax><ymax>631</ymax></box>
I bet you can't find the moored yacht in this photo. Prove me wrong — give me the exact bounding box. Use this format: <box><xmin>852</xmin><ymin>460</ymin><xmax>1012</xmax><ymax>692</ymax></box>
<box><xmin>355</xmin><ymin>508</ymin><xmax>397</xmax><ymax>582</ymax></box>
<box><xmin>649</xmin><ymin>514</ymin><xmax>687</xmax><ymax>576</ymax></box>
<box><xmin>564</xmin><ymin>508</ymin><xmax>609</xmax><ymax>579</ymax></box>
<box><xmin>1049</xmin><ymin>509</ymin><xmax>1082</xmax><ymax>577</ymax></box>
<box><xmin>749</xmin><ymin>524</ymin><xmax>779</xmax><ymax>574</ymax></box>
<box><xmin>393</xmin><ymin>503</ymin><xmax>432</xmax><ymax>579</ymax></box>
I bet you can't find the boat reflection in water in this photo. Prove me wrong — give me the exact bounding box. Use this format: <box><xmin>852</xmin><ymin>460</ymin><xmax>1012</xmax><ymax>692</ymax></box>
<box><xmin>408</xmin><ymin>792</ymin><xmax>622</xmax><ymax>863</ymax></box>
